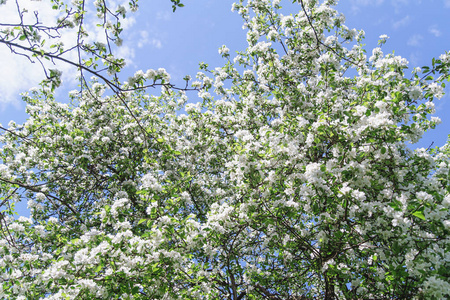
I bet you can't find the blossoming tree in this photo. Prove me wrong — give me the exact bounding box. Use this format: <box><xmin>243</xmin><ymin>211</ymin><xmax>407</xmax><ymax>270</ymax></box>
<box><xmin>1</xmin><ymin>0</ymin><xmax>449</xmax><ymax>299</ymax></box>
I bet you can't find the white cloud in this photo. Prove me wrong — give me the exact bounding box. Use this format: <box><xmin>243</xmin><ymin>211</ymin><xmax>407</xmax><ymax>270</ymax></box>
<box><xmin>156</xmin><ymin>11</ymin><xmax>172</xmax><ymax>21</ymax></box>
<box><xmin>350</xmin><ymin>0</ymin><xmax>384</xmax><ymax>13</ymax></box>
<box><xmin>137</xmin><ymin>31</ymin><xmax>162</xmax><ymax>49</ymax></box>
<box><xmin>390</xmin><ymin>0</ymin><xmax>409</xmax><ymax>12</ymax></box>
<box><xmin>0</xmin><ymin>50</ymin><xmax>44</xmax><ymax>104</ymax></box>
<box><xmin>151</xmin><ymin>39</ymin><xmax>163</xmax><ymax>49</ymax></box>
<box><xmin>409</xmin><ymin>52</ymin><xmax>421</xmax><ymax>68</ymax></box>
<box><xmin>353</xmin><ymin>0</ymin><xmax>385</xmax><ymax>5</ymax></box>
<box><xmin>392</xmin><ymin>15</ymin><xmax>411</xmax><ymax>29</ymax></box>
<box><xmin>407</xmin><ymin>34</ymin><xmax>423</xmax><ymax>47</ymax></box>
<box><xmin>0</xmin><ymin>99</ymin><xmax>22</xmax><ymax>116</ymax></box>
<box><xmin>429</xmin><ymin>26</ymin><xmax>441</xmax><ymax>37</ymax></box>
<box><xmin>137</xmin><ymin>31</ymin><xmax>149</xmax><ymax>48</ymax></box>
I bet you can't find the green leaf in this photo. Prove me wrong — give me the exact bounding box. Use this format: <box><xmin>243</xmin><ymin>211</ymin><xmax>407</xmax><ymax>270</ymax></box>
<box><xmin>381</xmin><ymin>147</ymin><xmax>387</xmax><ymax>154</ymax></box>
<box><xmin>412</xmin><ymin>211</ymin><xmax>426</xmax><ymax>220</ymax></box>
<box><xmin>388</xmin><ymin>200</ymin><xmax>402</xmax><ymax>211</ymax></box>
<box><xmin>94</xmin><ymin>264</ymin><xmax>103</xmax><ymax>273</ymax></box>
<box><xmin>131</xmin><ymin>286</ymin><xmax>140</xmax><ymax>294</ymax></box>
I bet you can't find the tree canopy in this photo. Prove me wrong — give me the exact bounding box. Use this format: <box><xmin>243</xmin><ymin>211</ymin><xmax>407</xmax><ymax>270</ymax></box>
<box><xmin>0</xmin><ymin>0</ymin><xmax>449</xmax><ymax>299</ymax></box>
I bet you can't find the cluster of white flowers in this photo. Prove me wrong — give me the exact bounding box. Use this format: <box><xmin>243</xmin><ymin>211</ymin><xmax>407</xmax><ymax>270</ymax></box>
<box><xmin>408</xmin><ymin>85</ymin><xmax>423</xmax><ymax>100</ymax></box>
<box><xmin>218</xmin><ymin>45</ymin><xmax>230</xmax><ymax>56</ymax></box>
<box><xmin>141</xmin><ymin>173</ymin><xmax>162</xmax><ymax>192</ymax></box>
<box><xmin>440</xmin><ymin>53</ymin><xmax>450</xmax><ymax>64</ymax></box>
